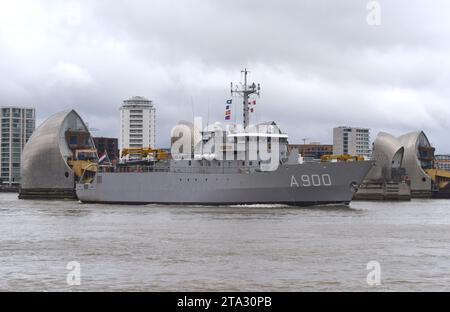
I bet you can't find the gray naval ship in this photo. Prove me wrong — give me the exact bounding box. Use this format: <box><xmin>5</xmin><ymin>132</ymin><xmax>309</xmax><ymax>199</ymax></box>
<box><xmin>76</xmin><ymin>70</ymin><xmax>373</xmax><ymax>206</ymax></box>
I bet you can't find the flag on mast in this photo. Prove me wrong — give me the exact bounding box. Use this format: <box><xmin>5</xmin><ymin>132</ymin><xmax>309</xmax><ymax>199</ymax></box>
<box><xmin>225</xmin><ymin>99</ymin><xmax>232</xmax><ymax>120</ymax></box>
<box><xmin>98</xmin><ymin>150</ymin><xmax>111</xmax><ymax>164</ymax></box>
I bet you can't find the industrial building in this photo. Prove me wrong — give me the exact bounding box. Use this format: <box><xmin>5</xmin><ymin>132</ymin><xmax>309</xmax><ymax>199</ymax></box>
<box><xmin>0</xmin><ymin>106</ymin><xmax>35</xmax><ymax>187</ymax></box>
<box><xmin>93</xmin><ymin>137</ymin><xmax>119</xmax><ymax>161</ymax></box>
<box><xmin>435</xmin><ymin>155</ymin><xmax>450</xmax><ymax>171</ymax></box>
<box><xmin>20</xmin><ymin>110</ymin><xmax>97</xmax><ymax>199</ymax></box>
<box><xmin>288</xmin><ymin>143</ymin><xmax>333</xmax><ymax>160</ymax></box>
<box><xmin>355</xmin><ymin>131</ymin><xmax>435</xmax><ymax>200</ymax></box>
<box><xmin>120</xmin><ymin>96</ymin><xmax>156</xmax><ymax>151</ymax></box>
<box><xmin>333</xmin><ymin>126</ymin><xmax>371</xmax><ymax>158</ymax></box>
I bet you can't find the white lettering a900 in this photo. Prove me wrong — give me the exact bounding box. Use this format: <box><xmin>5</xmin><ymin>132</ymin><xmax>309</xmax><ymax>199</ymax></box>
<box><xmin>290</xmin><ymin>174</ymin><xmax>332</xmax><ymax>187</ymax></box>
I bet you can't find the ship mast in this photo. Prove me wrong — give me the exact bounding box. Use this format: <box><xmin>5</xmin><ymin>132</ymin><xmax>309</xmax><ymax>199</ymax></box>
<box><xmin>231</xmin><ymin>68</ymin><xmax>261</xmax><ymax>129</ymax></box>
<box><xmin>231</xmin><ymin>69</ymin><xmax>261</xmax><ymax>165</ymax></box>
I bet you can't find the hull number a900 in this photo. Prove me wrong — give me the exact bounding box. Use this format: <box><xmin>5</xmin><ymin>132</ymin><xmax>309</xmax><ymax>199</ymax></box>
<box><xmin>290</xmin><ymin>174</ymin><xmax>332</xmax><ymax>187</ymax></box>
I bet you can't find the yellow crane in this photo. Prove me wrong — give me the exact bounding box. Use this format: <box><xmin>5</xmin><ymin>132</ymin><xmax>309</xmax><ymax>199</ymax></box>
<box><xmin>67</xmin><ymin>148</ymin><xmax>98</xmax><ymax>182</ymax></box>
<box><xmin>120</xmin><ymin>147</ymin><xmax>169</xmax><ymax>161</ymax></box>
<box><xmin>426</xmin><ymin>168</ymin><xmax>450</xmax><ymax>190</ymax></box>
<box><xmin>320</xmin><ymin>154</ymin><xmax>365</xmax><ymax>162</ymax></box>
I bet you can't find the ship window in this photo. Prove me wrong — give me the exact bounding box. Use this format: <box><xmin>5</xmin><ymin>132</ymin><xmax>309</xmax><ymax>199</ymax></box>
<box><xmin>205</xmin><ymin>178</ymin><xmax>208</xmax><ymax>182</ymax></box>
<box><xmin>249</xmin><ymin>161</ymin><xmax>253</xmax><ymax>166</ymax></box>
<box><xmin>180</xmin><ymin>179</ymin><xmax>182</xmax><ymax>182</ymax></box>
<box><xmin>195</xmin><ymin>178</ymin><xmax>197</xmax><ymax>182</ymax></box>
<box><xmin>64</xmin><ymin>172</ymin><xmax>69</xmax><ymax>178</ymax></box>
<box><xmin>218</xmin><ymin>162</ymin><xmax>221</xmax><ymax>166</ymax></box>
<box><xmin>187</xmin><ymin>178</ymin><xmax>190</xmax><ymax>182</ymax></box>
<box><xmin>242</xmin><ymin>161</ymin><xmax>245</xmax><ymax>166</ymax></box>
<box><xmin>188</xmin><ymin>161</ymin><xmax>191</xmax><ymax>166</ymax></box>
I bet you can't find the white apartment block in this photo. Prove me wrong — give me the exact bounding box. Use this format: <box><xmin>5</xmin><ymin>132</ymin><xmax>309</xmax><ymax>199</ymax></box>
<box><xmin>333</xmin><ymin>126</ymin><xmax>371</xmax><ymax>158</ymax></box>
<box><xmin>0</xmin><ymin>107</ymin><xmax>35</xmax><ymax>186</ymax></box>
<box><xmin>120</xmin><ymin>96</ymin><xmax>156</xmax><ymax>151</ymax></box>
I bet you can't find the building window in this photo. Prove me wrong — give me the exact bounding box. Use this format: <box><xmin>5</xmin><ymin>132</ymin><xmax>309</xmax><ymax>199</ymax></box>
<box><xmin>69</xmin><ymin>136</ymin><xmax>77</xmax><ymax>145</ymax></box>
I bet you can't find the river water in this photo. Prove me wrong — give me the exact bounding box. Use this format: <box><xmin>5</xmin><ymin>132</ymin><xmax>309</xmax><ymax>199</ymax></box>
<box><xmin>0</xmin><ymin>192</ymin><xmax>449</xmax><ymax>291</ymax></box>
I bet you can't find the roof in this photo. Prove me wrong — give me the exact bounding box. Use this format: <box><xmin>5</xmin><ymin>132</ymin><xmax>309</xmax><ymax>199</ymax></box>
<box><xmin>122</xmin><ymin>96</ymin><xmax>152</xmax><ymax>106</ymax></box>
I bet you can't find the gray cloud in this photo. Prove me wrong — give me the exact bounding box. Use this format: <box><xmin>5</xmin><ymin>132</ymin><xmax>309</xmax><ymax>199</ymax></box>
<box><xmin>1</xmin><ymin>0</ymin><xmax>449</xmax><ymax>152</ymax></box>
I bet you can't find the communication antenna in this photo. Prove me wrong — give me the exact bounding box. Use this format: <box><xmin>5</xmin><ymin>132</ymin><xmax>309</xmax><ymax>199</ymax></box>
<box><xmin>190</xmin><ymin>96</ymin><xmax>195</xmax><ymax>121</ymax></box>
<box><xmin>230</xmin><ymin>69</ymin><xmax>261</xmax><ymax>166</ymax></box>
<box><xmin>230</xmin><ymin>68</ymin><xmax>261</xmax><ymax>129</ymax></box>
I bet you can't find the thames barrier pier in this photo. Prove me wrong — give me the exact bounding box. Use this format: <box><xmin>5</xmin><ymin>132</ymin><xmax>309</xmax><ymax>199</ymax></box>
<box><xmin>19</xmin><ymin>110</ymin><xmax>97</xmax><ymax>200</ymax></box>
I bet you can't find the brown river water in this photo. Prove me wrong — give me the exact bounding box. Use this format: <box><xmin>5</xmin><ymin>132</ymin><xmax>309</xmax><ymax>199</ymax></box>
<box><xmin>1</xmin><ymin>193</ymin><xmax>450</xmax><ymax>291</ymax></box>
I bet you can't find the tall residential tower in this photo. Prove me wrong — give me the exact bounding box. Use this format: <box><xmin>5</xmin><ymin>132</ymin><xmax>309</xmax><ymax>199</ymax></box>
<box><xmin>0</xmin><ymin>107</ymin><xmax>35</xmax><ymax>186</ymax></box>
<box><xmin>119</xmin><ymin>96</ymin><xmax>156</xmax><ymax>151</ymax></box>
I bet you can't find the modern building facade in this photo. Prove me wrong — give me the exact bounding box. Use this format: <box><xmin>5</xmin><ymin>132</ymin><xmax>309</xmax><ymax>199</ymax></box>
<box><xmin>93</xmin><ymin>137</ymin><xmax>119</xmax><ymax>161</ymax></box>
<box><xmin>333</xmin><ymin>126</ymin><xmax>370</xmax><ymax>158</ymax></box>
<box><xmin>0</xmin><ymin>107</ymin><xmax>35</xmax><ymax>186</ymax></box>
<box><xmin>288</xmin><ymin>143</ymin><xmax>333</xmax><ymax>160</ymax></box>
<box><xmin>120</xmin><ymin>96</ymin><xmax>156</xmax><ymax>151</ymax></box>
<box><xmin>435</xmin><ymin>155</ymin><xmax>450</xmax><ymax>171</ymax></box>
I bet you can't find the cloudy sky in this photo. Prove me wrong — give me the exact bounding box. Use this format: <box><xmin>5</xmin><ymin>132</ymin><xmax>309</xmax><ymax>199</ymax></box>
<box><xmin>1</xmin><ymin>0</ymin><xmax>450</xmax><ymax>152</ymax></box>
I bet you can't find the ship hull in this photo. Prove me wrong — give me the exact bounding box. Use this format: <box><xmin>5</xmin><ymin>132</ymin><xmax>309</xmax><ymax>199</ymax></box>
<box><xmin>76</xmin><ymin>161</ymin><xmax>372</xmax><ymax>206</ymax></box>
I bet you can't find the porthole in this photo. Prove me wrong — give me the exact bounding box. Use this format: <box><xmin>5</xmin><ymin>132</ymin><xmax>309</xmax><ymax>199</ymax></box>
<box><xmin>64</xmin><ymin>172</ymin><xmax>69</xmax><ymax>178</ymax></box>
